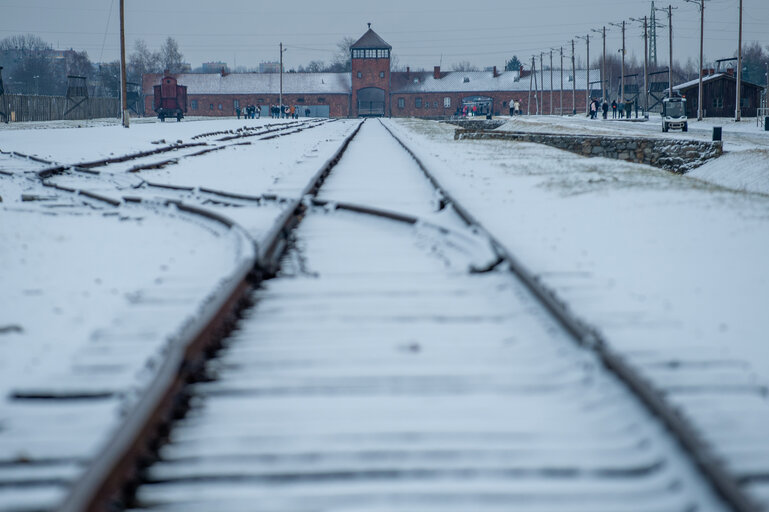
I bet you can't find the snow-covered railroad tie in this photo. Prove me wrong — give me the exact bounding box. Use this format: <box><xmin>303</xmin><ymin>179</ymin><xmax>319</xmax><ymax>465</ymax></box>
<box><xmin>119</xmin><ymin>119</ymin><xmax>734</xmax><ymax>512</ymax></box>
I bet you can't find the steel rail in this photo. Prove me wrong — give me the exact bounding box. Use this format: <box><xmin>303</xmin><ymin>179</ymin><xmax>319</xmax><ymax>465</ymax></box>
<box><xmin>54</xmin><ymin>119</ymin><xmax>365</xmax><ymax>512</ymax></box>
<box><xmin>378</xmin><ymin>119</ymin><xmax>760</xmax><ymax>512</ymax></box>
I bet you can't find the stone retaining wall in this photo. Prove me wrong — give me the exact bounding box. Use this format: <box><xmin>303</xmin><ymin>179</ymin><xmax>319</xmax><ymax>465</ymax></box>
<box><xmin>454</xmin><ymin>129</ymin><xmax>723</xmax><ymax>173</ymax></box>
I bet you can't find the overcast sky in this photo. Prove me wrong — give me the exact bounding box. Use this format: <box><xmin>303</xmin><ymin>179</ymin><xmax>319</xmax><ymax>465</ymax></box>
<box><xmin>4</xmin><ymin>0</ymin><xmax>768</xmax><ymax>73</ymax></box>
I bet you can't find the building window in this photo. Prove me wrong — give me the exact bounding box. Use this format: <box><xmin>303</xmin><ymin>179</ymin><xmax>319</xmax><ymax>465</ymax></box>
<box><xmin>357</xmin><ymin>71</ymin><xmax>362</xmax><ymax>78</ymax></box>
<box><xmin>317</xmin><ymin>97</ymin><xmax>325</xmax><ymax>103</ymax></box>
<box><xmin>377</xmin><ymin>49</ymin><xmax>389</xmax><ymax>58</ymax></box>
<box><xmin>444</xmin><ymin>97</ymin><xmax>451</xmax><ymax>108</ymax></box>
<box><xmin>297</xmin><ymin>98</ymin><xmax>305</xmax><ymax>103</ymax></box>
<box><xmin>218</xmin><ymin>104</ymin><xmax>223</xmax><ymax>110</ymax></box>
<box><xmin>209</xmin><ymin>103</ymin><xmax>214</xmax><ymax>110</ymax></box>
<box><xmin>415</xmin><ymin>97</ymin><xmax>422</xmax><ymax>108</ymax></box>
<box><xmin>398</xmin><ymin>98</ymin><xmax>405</xmax><ymax>108</ymax></box>
<box><xmin>433</xmin><ymin>101</ymin><xmax>438</xmax><ymax>108</ymax></box>
<box><xmin>712</xmin><ymin>97</ymin><xmax>723</xmax><ymax>108</ymax></box>
<box><xmin>191</xmin><ymin>100</ymin><xmax>198</xmax><ymax>110</ymax></box>
<box><xmin>379</xmin><ymin>71</ymin><xmax>385</xmax><ymax>78</ymax></box>
<box><xmin>233</xmin><ymin>99</ymin><xmax>239</xmax><ymax>109</ymax></box>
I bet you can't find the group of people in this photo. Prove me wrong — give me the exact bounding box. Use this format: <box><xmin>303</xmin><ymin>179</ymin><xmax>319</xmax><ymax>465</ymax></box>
<box><xmin>236</xmin><ymin>104</ymin><xmax>261</xmax><ymax>119</ymax></box>
<box><xmin>586</xmin><ymin>98</ymin><xmax>637</xmax><ymax>120</ymax></box>
<box><xmin>236</xmin><ymin>104</ymin><xmax>307</xmax><ymax>120</ymax></box>
<box><xmin>508</xmin><ymin>99</ymin><xmax>522</xmax><ymax>116</ymax></box>
<box><xmin>269</xmin><ymin>105</ymin><xmax>300</xmax><ymax>119</ymax></box>
<box><xmin>609</xmin><ymin>99</ymin><xmax>637</xmax><ymax>119</ymax></box>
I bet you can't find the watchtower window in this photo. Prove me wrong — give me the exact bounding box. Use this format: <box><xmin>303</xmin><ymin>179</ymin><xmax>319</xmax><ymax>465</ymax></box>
<box><xmin>352</xmin><ymin>48</ymin><xmax>390</xmax><ymax>59</ymax></box>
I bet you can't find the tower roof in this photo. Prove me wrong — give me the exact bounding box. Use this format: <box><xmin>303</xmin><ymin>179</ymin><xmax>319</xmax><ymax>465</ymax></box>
<box><xmin>351</xmin><ymin>27</ymin><xmax>391</xmax><ymax>50</ymax></box>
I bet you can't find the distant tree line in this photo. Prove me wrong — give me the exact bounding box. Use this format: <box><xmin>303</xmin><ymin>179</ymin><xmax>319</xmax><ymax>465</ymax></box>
<box><xmin>0</xmin><ymin>34</ymin><xmax>186</xmax><ymax>97</ymax></box>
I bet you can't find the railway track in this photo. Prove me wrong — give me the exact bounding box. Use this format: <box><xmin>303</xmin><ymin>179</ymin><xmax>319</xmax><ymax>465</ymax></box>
<box><xmin>0</xmin><ymin>118</ymin><xmax>762</xmax><ymax>511</ymax></box>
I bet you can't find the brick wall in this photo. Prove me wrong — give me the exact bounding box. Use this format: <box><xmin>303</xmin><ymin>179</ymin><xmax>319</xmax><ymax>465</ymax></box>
<box><xmin>390</xmin><ymin>90</ymin><xmax>589</xmax><ymax>118</ymax></box>
<box><xmin>144</xmin><ymin>93</ymin><xmax>350</xmax><ymax>118</ymax></box>
<box><xmin>453</xmin><ymin>129</ymin><xmax>723</xmax><ymax>173</ymax></box>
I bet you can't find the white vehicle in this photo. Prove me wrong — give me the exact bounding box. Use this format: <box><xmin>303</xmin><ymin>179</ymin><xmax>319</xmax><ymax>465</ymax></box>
<box><xmin>662</xmin><ymin>97</ymin><xmax>688</xmax><ymax>132</ymax></box>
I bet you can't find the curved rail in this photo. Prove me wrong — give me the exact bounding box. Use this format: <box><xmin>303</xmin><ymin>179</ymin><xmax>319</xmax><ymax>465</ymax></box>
<box><xmin>378</xmin><ymin>119</ymin><xmax>759</xmax><ymax>512</ymax></box>
<box><xmin>54</xmin><ymin>119</ymin><xmax>365</xmax><ymax>512</ymax></box>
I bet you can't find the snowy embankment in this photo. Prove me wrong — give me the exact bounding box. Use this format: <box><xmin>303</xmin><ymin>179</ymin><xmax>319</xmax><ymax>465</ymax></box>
<box><xmin>385</xmin><ymin>117</ymin><xmax>769</xmax><ymax>497</ymax></box>
<box><xmin>498</xmin><ymin>114</ymin><xmax>769</xmax><ymax>194</ymax></box>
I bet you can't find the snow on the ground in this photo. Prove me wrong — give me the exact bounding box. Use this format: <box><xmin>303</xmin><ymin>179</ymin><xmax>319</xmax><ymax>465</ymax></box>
<box><xmin>0</xmin><ymin>116</ymin><xmax>360</xmax><ymax>509</ymax></box>
<box><xmin>1</xmin><ymin>114</ymin><xmax>767</xmax><ymax>507</ymax></box>
<box><xmin>498</xmin><ymin>114</ymin><xmax>769</xmax><ymax>194</ymax></box>
<box><xmin>385</xmin><ymin>117</ymin><xmax>769</xmax><ymax>501</ymax></box>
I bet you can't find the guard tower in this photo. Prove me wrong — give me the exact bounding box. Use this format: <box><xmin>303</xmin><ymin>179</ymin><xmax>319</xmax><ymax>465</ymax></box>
<box><xmin>64</xmin><ymin>75</ymin><xmax>89</xmax><ymax>118</ymax></box>
<box><xmin>351</xmin><ymin>24</ymin><xmax>391</xmax><ymax>117</ymax></box>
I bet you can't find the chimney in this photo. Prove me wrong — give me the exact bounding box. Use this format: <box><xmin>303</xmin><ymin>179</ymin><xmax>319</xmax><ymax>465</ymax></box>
<box><xmin>433</xmin><ymin>66</ymin><xmax>441</xmax><ymax>79</ymax></box>
<box><xmin>493</xmin><ymin>66</ymin><xmax>499</xmax><ymax>78</ymax></box>
<box><xmin>406</xmin><ymin>66</ymin><xmax>410</xmax><ymax>79</ymax></box>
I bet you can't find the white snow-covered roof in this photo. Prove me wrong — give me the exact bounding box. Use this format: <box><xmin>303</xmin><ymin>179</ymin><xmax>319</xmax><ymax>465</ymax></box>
<box><xmin>143</xmin><ymin>73</ymin><xmax>351</xmax><ymax>95</ymax></box>
<box><xmin>674</xmin><ymin>72</ymin><xmax>765</xmax><ymax>91</ymax></box>
<box><xmin>391</xmin><ymin>69</ymin><xmax>599</xmax><ymax>94</ymax></box>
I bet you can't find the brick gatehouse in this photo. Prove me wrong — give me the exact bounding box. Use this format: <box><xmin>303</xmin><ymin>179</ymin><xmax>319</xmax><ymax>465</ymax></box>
<box><xmin>142</xmin><ymin>26</ymin><xmax>595</xmax><ymax>118</ymax></box>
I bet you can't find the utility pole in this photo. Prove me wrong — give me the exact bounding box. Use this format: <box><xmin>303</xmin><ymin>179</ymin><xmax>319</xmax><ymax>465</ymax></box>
<box><xmin>528</xmin><ymin>56</ymin><xmax>534</xmax><ymax>115</ymax></box>
<box><xmin>650</xmin><ymin>1</ymin><xmax>658</xmax><ymax>68</ymax></box>
<box><xmin>631</xmin><ymin>16</ymin><xmax>650</xmax><ymax>115</ymax></box>
<box><xmin>643</xmin><ymin>17</ymin><xmax>649</xmax><ymax>115</ymax></box>
<box><xmin>540</xmin><ymin>52</ymin><xmax>545</xmax><ymax>114</ymax></box>
<box><xmin>550</xmin><ymin>50</ymin><xmax>554</xmax><ymax>115</ymax></box>
<box><xmin>610</xmin><ymin>21</ymin><xmax>626</xmax><ymax>104</ymax></box>
<box><xmin>577</xmin><ymin>35</ymin><xmax>590</xmax><ymax>114</ymax></box>
<box><xmin>119</xmin><ymin>0</ymin><xmax>128</xmax><ymax>128</ymax></box>
<box><xmin>560</xmin><ymin>46</ymin><xmax>564</xmax><ymax>115</ymax></box>
<box><xmin>279</xmin><ymin>42</ymin><xmax>284</xmax><ymax>117</ymax></box>
<box><xmin>592</xmin><ymin>27</ymin><xmax>607</xmax><ymax>103</ymax></box>
<box><xmin>685</xmin><ymin>0</ymin><xmax>707</xmax><ymax>120</ymax></box>
<box><xmin>735</xmin><ymin>0</ymin><xmax>742</xmax><ymax>121</ymax></box>
<box><xmin>665</xmin><ymin>5</ymin><xmax>674</xmax><ymax>99</ymax></box>
<box><xmin>621</xmin><ymin>21</ymin><xmax>626</xmax><ymax>105</ymax></box>
<box><xmin>533</xmin><ymin>55</ymin><xmax>540</xmax><ymax>114</ymax></box>
<box><xmin>571</xmin><ymin>39</ymin><xmax>576</xmax><ymax>114</ymax></box>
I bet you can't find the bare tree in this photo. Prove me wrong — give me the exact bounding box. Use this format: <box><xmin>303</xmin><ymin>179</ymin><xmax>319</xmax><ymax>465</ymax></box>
<box><xmin>128</xmin><ymin>39</ymin><xmax>161</xmax><ymax>82</ymax></box>
<box><xmin>451</xmin><ymin>61</ymin><xmax>479</xmax><ymax>72</ymax></box>
<box><xmin>331</xmin><ymin>36</ymin><xmax>356</xmax><ymax>72</ymax></box>
<box><xmin>160</xmin><ymin>37</ymin><xmax>184</xmax><ymax>73</ymax></box>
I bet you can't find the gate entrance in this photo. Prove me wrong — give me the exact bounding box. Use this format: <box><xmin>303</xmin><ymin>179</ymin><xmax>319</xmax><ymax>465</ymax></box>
<box><xmin>357</xmin><ymin>87</ymin><xmax>385</xmax><ymax>117</ymax></box>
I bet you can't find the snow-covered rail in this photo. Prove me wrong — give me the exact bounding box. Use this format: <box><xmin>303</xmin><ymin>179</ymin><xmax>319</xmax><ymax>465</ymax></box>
<box><xmin>124</xmin><ymin>120</ymin><xmax>739</xmax><ymax>512</ymax></box>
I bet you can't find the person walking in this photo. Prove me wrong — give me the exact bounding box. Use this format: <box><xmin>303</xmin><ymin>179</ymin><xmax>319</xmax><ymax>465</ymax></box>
<box><xmin>509</xmin><ymin>98</ymin><xmax>515</xmax><ymax>116</ymax></box>
<box><xmin>514</xmin><ymin>99</ymin><xmax>521</xmax><ymax>115</ymax></box>
<box><xmin>611</xmin><ymin>99</ymin><xmax>617</xmax><ymax>119</ymax></box>
<box><xmin>602</xmin><ymin>100</ymin><xmax>609</xmax><ymax>119</ymax></box>
<box><xmin>590</xmin><ymin>99</ymin><xmax>597</xmax><ymax>119</ymax></box>
<box><xmin>235</xmin><ymin>106</ymin><xmax>241</xmax><ymax>119</ymax></box>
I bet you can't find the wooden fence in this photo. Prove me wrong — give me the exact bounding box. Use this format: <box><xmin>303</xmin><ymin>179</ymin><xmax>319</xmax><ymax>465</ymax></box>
<box><xmin>2</xmin><ymin>94</ymin><xmax>120</xmax><ymax>122</ymax></box>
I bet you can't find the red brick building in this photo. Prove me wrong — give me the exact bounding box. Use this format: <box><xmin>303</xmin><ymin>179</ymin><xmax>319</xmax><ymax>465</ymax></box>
<box><xmin>142</xmin><ymin>27</ymin><xmax>594</xmax><ymax>118</ymax></box>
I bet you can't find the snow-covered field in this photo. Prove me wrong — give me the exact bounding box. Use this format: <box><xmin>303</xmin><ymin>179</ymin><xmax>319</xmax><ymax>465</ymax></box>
<box><xmin>1</xmin><ymin>113</ymin><xmax>768</xmax><ymax>507</ymax></box>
